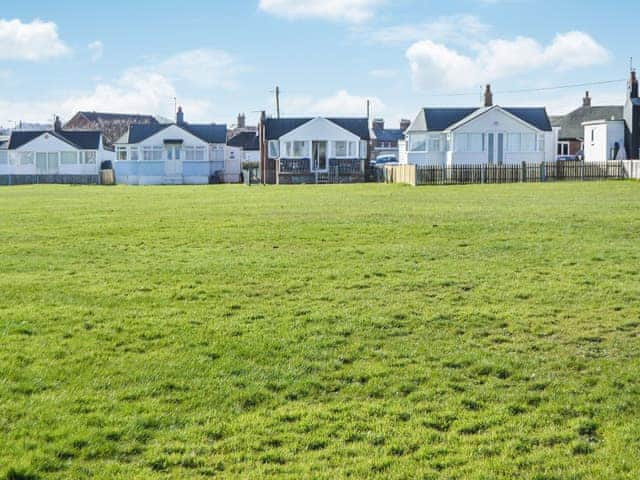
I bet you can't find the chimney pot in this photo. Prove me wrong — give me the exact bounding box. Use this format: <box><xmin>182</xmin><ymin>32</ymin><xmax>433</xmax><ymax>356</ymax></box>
<box><xmin>484</xmin><ymin>84</ymin><xmax>493</xmax><ymax>107</ymax></box>
<box><xmin>400</xmin><ymin>119</ymin><xmax>411</xmax><ymax>131</ymax></box>
<box><xmin>372</xmin><ymin>118</ymin><xmax>384</xmax><ymax>130</ymax></box>
<box><xmin>583</xmin><ymin>91</ymin><xmax>592</xmax><ymax>107</ymax></box>
<box><xmin>54</xmin><ymin>116</ymin><xmax>62</xmax><ymax>132</ymax></box>
<box><xmin>631</xmin><ymin>70</ymin><xmax>639</xmax><ymax>99</ymax></box>
<box><xmin>176</xmin><ymin>106</ymin><xmax>185</xmax><ymax>125</ymax></box>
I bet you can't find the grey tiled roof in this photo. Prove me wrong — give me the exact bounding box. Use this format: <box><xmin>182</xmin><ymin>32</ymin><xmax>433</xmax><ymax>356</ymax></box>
<box><xmin>122</xmin><ymin>123</ymin><xmax>228</xmax><ymax>144</ymax></box>
<box><xmin>551</xmin><ymin>105</ymin><xmax>624</xmax><ymax>140</ymax></box>
<box><xmin>8</xmin><ymin>130</ymin><xmax>102</xmax><ymax>150</ymax></box>
<box><xmin>265</xmin><ymin>118</ymin><xmax>370</xmax><ymax>140</ymax></box>
<box><xmin>410</xmin><ymin>106</ymin><xmax>553</xmax><ymax>133</ymax></box>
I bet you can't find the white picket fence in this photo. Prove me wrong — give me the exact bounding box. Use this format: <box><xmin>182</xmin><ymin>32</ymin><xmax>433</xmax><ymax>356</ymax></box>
<box><xmin>621</xmin><ymin>160</ymin><xmax>640</xmax><ymax>180</ymax></box>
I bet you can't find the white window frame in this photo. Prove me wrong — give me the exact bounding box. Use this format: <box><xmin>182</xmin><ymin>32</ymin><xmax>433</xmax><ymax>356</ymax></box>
<box><xmin>117</xmin><ymin>146</ymin><xmax>128</xmax><ymax>161</ymax></box>
<box><xmin>334</xmin><ymin>141</ymin><xmax>348</xmax><ymax>158</ymax></box>
<box><xmin>0</xmin><ymin>150</ymin><xmax>7</xmax><ymax>165</ymax></box>
<box><xmin>268</xmin><ymin>140</ymin><xmax>279</xmax><ymax>158</ymax></box>
<box><xmin>60</xmin><ymin>151</ymin><xmax>78</xmax><ymax>165</ymax></box>
<box><xmin>557</xmin><ymin>141</ymin><xmax>570</xmax><ymax>156</ymax></box>
<box><xmin>409</xmin><ymin>133</ymin><xmax>427</xmax><ymax>152</ymax></box>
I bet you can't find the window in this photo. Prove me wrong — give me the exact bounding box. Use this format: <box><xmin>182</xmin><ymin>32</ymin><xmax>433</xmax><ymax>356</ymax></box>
<box><xmin>428</xmin><ymin>136</ymin><xmax>442</xmax><ymax>152</ymax></box>
<box><xmin>507</xmin><ymin>133</ymin><xmax>521</xmax><ymax>153</ymax></box>
<box><xmin>293</xmin><ymin>141</ymin><xmax>307</xmax><ymax>157</ymax></box>
<box><xmin>117</xmin><ymin>147</ymin><xmax>127</xmax><ymax>161</ymax></box>
<box><xmin>143</xmin><ymin>147</ymin><xmax>153</xmax><ymax>161</ymax></box>
<box><xmin>36</xmin><ymin>153</ymin><xmax>47</xmax><ymax>171</ymax></box>
<box><xmin>409</xmin><ymin>134</ymin><xmax>427</xmax><ymax>152</ymax></box>
<box><xmin>557</xmin><ymin>142</ymin><xmax>570</xmax><ymax>156</ymax></box>
<box><xmin>454</xmin><ymin>135</ymin><xmax>466</xmax><ymax>152</ymax></box>
<box><xmin>61</xmin><ymin>152</ymin><xmax>78</xmax><ymax>164</ymax></box>
<box><xmin>153</xmin><ymin>147</ymin><xmax>163</xmax><ymax>160</ymax></box>
<box><xmin>84</xmin><ymin>151</ymin><xmax>96</xmax><ymax>164</ymax></box>
<box><xmin>521</xmin><ymin>133</ymin><xmax>536</xmax><ymax>152</ymax></box>
<box><xmin>334</xmin><ymin>141</ymin><xmax>347</xmax><ymax>157</ymax></box>
<box><xmin>130</xmin><ymin>147</ymin><xmax>139</xmax><ymax>161</ymax></box>
<box><xmin>20</xmin><ymin>152</ymin><xmax>34</xmax><ymax>165</ymax></box>
<box><xmin>185</xmin><ymin>147</ymin><xmax>195</xmax><ymax>161</ymax></box>
<box><xmin>268</xmin><ymin>140</ymin><xmax>279</xmax><ymax>158</ymax></box>
<box><xmin>537</xmin><ymin>135</ymin><xmax>545</xmax><ymax>153</ymax></box>
<box><xmin>348</xmin><ymin>141</ymin><xmax>357</xmax><ymax>157</ymax></box>
<box><xmin>0</xmin><ymin>151</ymin><xmax>7</xmax><ymax>165</ymax></box>
<box><xmin>591</xmin><ymin>129</ymin><xmax>595</xmax><ymax>143</ymax></box>
<box><xmin>195</xmin><ymin>147</ymin><xmax>205</xmax><ymax>161</ymax></box>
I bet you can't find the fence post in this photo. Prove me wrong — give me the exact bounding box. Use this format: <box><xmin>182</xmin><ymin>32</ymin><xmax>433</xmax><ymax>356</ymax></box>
<box><xmin>540</xmin><ymin>162</ymin><xmax>546</xmax><ymax>182</ymax></box>
<box><xmin>481</xmin><ymin>165</ymin><xmax>485</xmax><ymax>184</ymax></box>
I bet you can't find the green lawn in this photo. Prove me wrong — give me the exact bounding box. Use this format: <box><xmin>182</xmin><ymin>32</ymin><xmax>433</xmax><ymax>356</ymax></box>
<box><xmin>1</xmin><ymin>182</ymin><xmax>640</xmax><ymax>479</ymax></box>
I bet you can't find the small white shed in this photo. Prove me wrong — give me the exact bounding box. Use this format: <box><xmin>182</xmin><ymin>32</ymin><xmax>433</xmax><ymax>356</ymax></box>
<box><xmin>582</xmin><ymin>119</ymin><xmax>626</xmax><ymax>162</ymax></box>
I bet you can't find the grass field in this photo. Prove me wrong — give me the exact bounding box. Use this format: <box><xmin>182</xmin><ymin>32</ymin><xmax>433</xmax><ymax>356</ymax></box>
<box><xmin>1</xmin><ymin>182</ymin><xmax>640</xmax><ymax>479</ymax></box>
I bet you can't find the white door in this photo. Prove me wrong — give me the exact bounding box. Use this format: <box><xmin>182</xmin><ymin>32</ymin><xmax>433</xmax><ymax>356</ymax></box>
<box><xmin>165</xmin><ymin>145</ymin><xmax>182</xmax><ymax>176</ymax></box>
<box><xmin>487</xmin><ymin>133</ymin><xmax>505</xmax><ymax>165</ymax></box>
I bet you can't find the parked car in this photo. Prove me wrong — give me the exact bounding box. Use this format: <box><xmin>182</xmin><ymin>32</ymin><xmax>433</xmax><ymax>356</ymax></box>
<box><xmin>370</xmin><ymin>155</ymin><xmax>398</xmax><ymax>168</ymax></box>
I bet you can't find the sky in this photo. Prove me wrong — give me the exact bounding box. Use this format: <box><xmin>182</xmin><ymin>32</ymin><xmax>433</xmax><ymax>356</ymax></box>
<box><xmin>1</xmin><ymin>0</ymin><xmax>638</xmax><ymax>128</ymax></box>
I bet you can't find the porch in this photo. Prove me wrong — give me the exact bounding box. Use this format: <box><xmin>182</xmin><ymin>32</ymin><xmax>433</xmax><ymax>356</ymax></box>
<box><xmin>276</xmin><ymin>158</ymin><xmax>364</xmax><ymax>184</ymax></box>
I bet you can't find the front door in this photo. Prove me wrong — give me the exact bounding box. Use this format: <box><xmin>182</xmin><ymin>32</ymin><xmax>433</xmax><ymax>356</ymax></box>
<box><xmin>487</xmin><ymin>133</ymin><xmax>505</xmax><ymax>165</ymax></box>
<box><xmin>47</xmin><ymin>153</ymin><xmax>59</xmax><ymax>174</ymax></box>
<box><xmin>165</xmin><ymin>145</ymin><xmax>182</xmax><ymax>176</ymax></box>
<box><xmin>312</xmin><ymin>141</ymin><xmax>327</xmax><ymax>171</ymax></box>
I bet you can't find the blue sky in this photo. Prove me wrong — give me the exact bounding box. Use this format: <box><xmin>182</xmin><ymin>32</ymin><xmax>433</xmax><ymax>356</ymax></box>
<box><xmin>1</xmin><ymin>0</ymin><xmax>638</xmax><ymax>128</ymax></box>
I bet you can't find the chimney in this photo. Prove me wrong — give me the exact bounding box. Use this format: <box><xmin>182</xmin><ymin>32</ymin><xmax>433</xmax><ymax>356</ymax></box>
<box><xmin>54</xmin><ymin>115</ymin><xmax>62</xmax><ymax>132</ymax></box>
<box><xmin>484</xmin><ymin>84</ymin><xmax>493</xmax><ymax>107</ymax></box>
<box><xmin>630</xmin><ymin>70</ymin><xmax>639</xmax><ymax>99</ymax></box>
<box><xmin>400</xmin><ymin>119</ymin><xmax>411</xmax><ymax>131</ymax></box>
<box><xmin>176</xmin><ymin>106</ymin><xmax>185</xmax><ymax>125</ymax></box>
<box><xmin>237</xmin><ymin>113</ymin><xmax>246</xmax><ymax>129</ymax></box>
<box><xmin>372</xmin><ymin>118</ymin><xmax>384</xmax><ymax>130</ymax></box>
<box><xmin>583</xmin><ymin>91</ymin><xmax>592</xmax><ymax>107</ymax></box>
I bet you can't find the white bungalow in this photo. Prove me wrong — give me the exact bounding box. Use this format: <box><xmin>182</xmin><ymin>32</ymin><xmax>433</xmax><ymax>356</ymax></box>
<box><xmin>401</xmin><ymin>86</ymin><xmax>556</xmax><ymax>166</ymax></box>
<box><xmin>0</xmin><ymin>117</ymin><xmax>112</xmax><ymax>183</ymax></box>
<box><xmin>261</xmin><ymin>116</ymin><xmax>370</xmax><ymax>184</ymax></box>
<box><xmin>113</xmin><ymin>107</ymin><xmax>227</xmax><ymax>185</ymax></box>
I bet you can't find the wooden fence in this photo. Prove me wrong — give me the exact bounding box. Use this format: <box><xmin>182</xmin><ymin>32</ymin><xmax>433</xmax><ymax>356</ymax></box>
<box><xmin>383</xmin><ymin>161</ymin><xmax>630</xmax><ymax>186</ymax></box>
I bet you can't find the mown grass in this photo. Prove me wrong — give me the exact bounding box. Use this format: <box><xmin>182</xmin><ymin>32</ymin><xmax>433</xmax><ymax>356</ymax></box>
<box><xmin>1</xmin><ymin>182</ymin><xmax>639</xmax><ymax>479</ymax></box>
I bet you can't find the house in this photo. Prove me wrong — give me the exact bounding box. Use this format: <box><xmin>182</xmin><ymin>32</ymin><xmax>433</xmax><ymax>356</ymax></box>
<box><xmin>582</xmin><ymin>119</ymin><xmax>627</xmax><ymax>163</ymax></box>
<box><xmin>624</xmin><ymin>70</ymin><xmax>640</xmax><ymax>159</ymax></box>
<box><xmin>401</xmin><ymin>85</ymin><xmax>555</xmax><ymax>166</ymax></box>
<box><xmin>372</xmin><ymin>118</ymin><xmax>410</xmax><ymax>160</ymax></box>
<box><xmin>226</xmin><ymin>131</ymin><xmax>259</xmax><ymax>182</ymax></box>
<box><xmin>550</xmin><ymin>92</ymin><xmax>623</xmax><ymax>158</ymax></box>
<box><xmin>259</xmin><ymin>116</ymin><xmax>370</xmax><ymax>184</ymax></box>
<box><xmin>113</xmin><ymin>107</ymin><xmax>227</xmax><ymax>185</ymax></box>
<box><xmin>64</xmin><ymin>111</ymin><xmax>167</xmax><ymax>147</ymax></box>
<box><xmin>0</xmin><ymin>116</ymin><xmax>112</xmax><ymax>182</ymax></box>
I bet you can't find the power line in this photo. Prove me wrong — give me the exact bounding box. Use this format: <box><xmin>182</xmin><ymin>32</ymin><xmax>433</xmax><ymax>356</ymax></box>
<box><xmin>425</xmin><ymin>78</ymin><xmax>627</xmax><ymax>98</ymax></box>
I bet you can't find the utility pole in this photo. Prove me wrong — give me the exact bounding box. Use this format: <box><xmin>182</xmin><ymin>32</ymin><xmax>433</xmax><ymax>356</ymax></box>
<box><xmin>275</xmin><ymin>86</ymin><xmax>281</xmax><ymax>119</ymax></box>
<box><xmin>366</xmin><ymin>100</ymin><xmax>370</xmax><ymax>121</ymax></box>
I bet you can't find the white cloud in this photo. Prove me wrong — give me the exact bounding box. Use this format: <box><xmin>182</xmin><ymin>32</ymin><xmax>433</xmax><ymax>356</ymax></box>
<box><xmin>0</xmin><ymin>48</ymin><xmax>244</xmax><ymax>125</ymax></box>
<box><xmin>281</xmin><ymin>89</ymin><xmax>385</xmax><ymax>117</ymax></box>
<box><xmin>365</xmin><ymin>15</ymin><xmax>490</xmax><ymax>46</ymax></box>
<box><xmin>259</xmin><ymin>0</ymin><xmax>385</xmax><ymax>23</ymax></box>
<box><xmin>0</xmin><ymin>18</ymin><xmax>70</xmax><ymax>61</ymax></box>
<box><xmin>154</xmin><ymin>49</ymin><xmax>241</xmax><ymax>89</ymax></box>
<box><xmin>407</xmin><ymin>31</ymin><xmax>610</xmax><ymax>91</ymax></box>
<box><xmin>88</xmin><ymin>41</ymin><xmax>103</xmax><ymax>62</ymax></box>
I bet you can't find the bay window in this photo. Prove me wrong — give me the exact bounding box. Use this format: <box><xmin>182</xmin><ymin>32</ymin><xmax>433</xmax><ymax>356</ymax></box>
<box><xmin>117</xmin><ymin>147</ymin><xmax>127</xmax><ymax>161</ymax></box>
<box><xmin>428</xmin><ymin>135</ymin><xmax>442</xmax><ymax>152</ymax></box>
<box><xmin>143</xmin><ymin>147</ymin><xmax>153</xmax><ymax>161</ymax></box>
<box><xmin>268</xmin><ymin>140</ymin><xmax>279</xmax><ymax>158</ymax></box>
<box><xmin>20</xmin><ymin>152</ymin><xmax>34</xmax><ymax>165</ymax></box>
<box><xmin>507</xmin><ymin>133</ymin><xmax>521</xmax><ymax>153</ymax></box>
<box><xmin>409</xmin><ymin>134</ymin><xmax>427</xmax><ymax>152</ymax></box>
<box><xmin>61</xmin><ymin>152</ymin><xmax>78</xmax><ymax>165</ymax></box>
<box><xmin>348</xmin><ymin>141</ymin><xmax>357</xmax><ymax>157</ymax></box>
<box><xmin>130</xmin><ymin>147</ymin><xmax>139</xmax><ymax>161</ymax></box>
<box><xmin>334</xmin><ymin>141</ymin><xmax>347</xmax><ymax>157</ymax></box>
<box><xmin>293</xmin><ymin>141</ymin><xmax>307</xmax><ymax>157</ymax></box>
<box><xmin>521</xmin><ymin>133</ymin><xmax>536</xmax><ymax>152</ymax></box>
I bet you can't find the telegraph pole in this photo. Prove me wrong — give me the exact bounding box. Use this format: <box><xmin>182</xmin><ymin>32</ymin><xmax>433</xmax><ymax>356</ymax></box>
<box><xmin>275</xmin><ymin>86</ymin><xmax>281</xmax><ymax>119</ymax></box>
